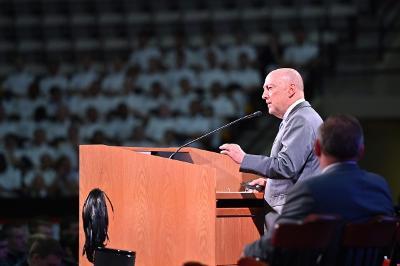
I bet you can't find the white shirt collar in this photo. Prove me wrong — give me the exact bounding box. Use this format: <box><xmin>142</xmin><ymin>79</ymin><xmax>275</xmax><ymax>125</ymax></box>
<box><xmin>282</xmin><ymin>99</ymin><xmax>305</xmax><ymax>120</ymax></box>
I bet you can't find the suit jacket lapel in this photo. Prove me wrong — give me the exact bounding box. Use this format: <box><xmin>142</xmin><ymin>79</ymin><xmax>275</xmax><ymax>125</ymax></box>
<box><xmin>271</xmin><ymin>101</ymin><xmax>311</xmax><ymax>156</ymax></box>
<box><xmin>283</xmin><ymin>101</ymin><xmax>311</xmax><ymax>123</ymax></box>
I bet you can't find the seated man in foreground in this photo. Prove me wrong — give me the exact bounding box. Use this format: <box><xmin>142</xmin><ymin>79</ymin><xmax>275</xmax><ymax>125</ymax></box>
<box><xmin>243</xmin><ymin>114</ymin><xmax>394</xmax><ymax>260</ymax></box>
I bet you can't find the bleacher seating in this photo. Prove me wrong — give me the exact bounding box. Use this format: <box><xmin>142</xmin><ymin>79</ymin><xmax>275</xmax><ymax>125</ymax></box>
<box><xmin>0</xmin><ymin>0</ymin><xmax>360</xmax><ymax>72</ymax></box>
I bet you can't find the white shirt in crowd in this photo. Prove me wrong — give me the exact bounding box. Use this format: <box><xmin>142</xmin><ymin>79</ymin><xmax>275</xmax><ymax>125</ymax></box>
<box><xmin>2</xmin><ymin>70</ymin><xmax>34</xmax><ymax>96</ymax></box>
<box><xmin>69</xmin><ymin>68</ymin><xmax>99</xmax><ymax>90</ymax></box>
<box><xmin>39</xmin><ymin>74</ymin><xmax>68</xmax><ymax>95</ymax></box>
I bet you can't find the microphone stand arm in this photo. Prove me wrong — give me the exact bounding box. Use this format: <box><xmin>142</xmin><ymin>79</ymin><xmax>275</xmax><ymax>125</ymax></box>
<box><xmin>168</xmin><ymin>116</ymin><xmax>249</xmax><ymax>159</ymax></box>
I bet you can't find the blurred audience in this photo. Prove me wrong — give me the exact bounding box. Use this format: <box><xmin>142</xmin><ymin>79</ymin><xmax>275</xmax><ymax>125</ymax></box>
<box><xmin>0</xmin><ymin>217</ymin><xmax>78</xmax><ymax>266</ymax></box>
<box><xmin>0</xmin><ymin>230</ymin><xmax>8</xmax><ymax>266</ymax></box>
<box><xmin>0</xmin><ymin>29</ymin><xmax>269</xmax><ymax>199</ymax></box>
<box><xmin>26</xmin><ymin>238</ymin><xmax>63</xmax><ymax>266</ymax></box>
<box><xmin>2</xmin><ymin>59</ymin><xmax>35</xmax><ymax>98</ymax></box>
<box><xmin>2</xmin><ymin>223</ymin><xmax>29</xmax><ymax>265</ymax></box>
<box><xmin>282</xmin><ymin>25</ymin><xmax>321</xmax><ymax>99</ymax></box>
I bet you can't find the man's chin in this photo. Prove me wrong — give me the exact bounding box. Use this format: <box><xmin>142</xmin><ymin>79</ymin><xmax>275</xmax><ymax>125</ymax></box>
<box><xmin>268</xmin><ymin>110</ymin><xmax>281</xmax><ymax>119</ymax></box>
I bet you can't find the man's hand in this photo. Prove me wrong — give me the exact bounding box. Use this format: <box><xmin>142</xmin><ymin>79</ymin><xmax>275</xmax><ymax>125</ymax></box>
<box><xmin>248</xmin><ymin>178</ymin><xmax>266</xmax><ymax>187</ymax></box>
<box><xmin>219</xmin><ymin>143</ymin><xmax>246</xmax><ymax>164</ymax></box>
<box><xmin>244</xmin><ymin>178</ymin><xmax>267</xmax><ymax>193</ymax></box>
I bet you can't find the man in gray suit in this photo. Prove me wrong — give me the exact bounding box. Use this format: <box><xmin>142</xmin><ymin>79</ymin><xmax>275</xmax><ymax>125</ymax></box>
<box><xmin>220</xmin><ymin>68</ymin><xmax>323</xmax><ymax>231</ymax></box>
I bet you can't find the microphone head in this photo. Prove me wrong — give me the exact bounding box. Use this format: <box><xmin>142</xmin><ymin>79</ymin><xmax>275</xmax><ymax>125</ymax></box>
<box><xmin>247</xmin><ymin>111</ymin><xmax>263</xmax><ymax>119</ymax></box>
<box><xmin>253</xmin><ymin>111</ymin><xmax>263</xmax><ymax>117</ymax></box>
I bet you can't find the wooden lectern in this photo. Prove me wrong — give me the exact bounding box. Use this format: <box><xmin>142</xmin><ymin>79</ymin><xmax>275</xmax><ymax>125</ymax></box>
<box><xmin>79</xmin><ymin>145</ymin><xmax>264</xmax><ymax>266</ymax></box>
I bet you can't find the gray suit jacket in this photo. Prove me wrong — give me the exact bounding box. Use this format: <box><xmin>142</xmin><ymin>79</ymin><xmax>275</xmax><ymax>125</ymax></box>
<box><xmin>240</xmin><ymin>101</ymin><xmax>323</xmax><ymax>207</ymax></box>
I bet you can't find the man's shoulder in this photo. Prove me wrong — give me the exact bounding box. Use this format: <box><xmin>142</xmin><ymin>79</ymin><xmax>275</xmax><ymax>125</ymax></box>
<box><xmin>287</xmin><ymin>102</ymin><xmax>322</xmax><ymax>121</ymax></box>
<box><xmin>286</xmin><ymin>107</ymin><xmax>322</xmax><ymax>132</ymax></box>
<box><xmin>360</xmin><ymin>170</ymin><xmax>391</xmax><ymax>187</ymax></box>
<box><xmin>305</xmin><ymin>165</ymin><xmax>388</xmax><ymax>188</ymax></box>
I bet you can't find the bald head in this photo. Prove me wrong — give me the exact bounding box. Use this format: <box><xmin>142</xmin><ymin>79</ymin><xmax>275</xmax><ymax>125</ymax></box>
<box><xmin>262</xmin><ymin>68</ymin><xmax>305</xmax><ymax>118</ymax></box>
<box><xmin>268</xmin><ymin>68</ymin><xmax>304</xmax><ymax>92</ymax></box>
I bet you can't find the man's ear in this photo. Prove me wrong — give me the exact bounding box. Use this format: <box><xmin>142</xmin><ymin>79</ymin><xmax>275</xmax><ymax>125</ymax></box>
<box><xmin>288</xmin><ymin>83</ymin><xmax>296</xmax><ymax>97</ymax></box>
<box><xmin>314</xmin><ymin>139</ymin><xmax>322</xmax><ymax>157</ymax></box>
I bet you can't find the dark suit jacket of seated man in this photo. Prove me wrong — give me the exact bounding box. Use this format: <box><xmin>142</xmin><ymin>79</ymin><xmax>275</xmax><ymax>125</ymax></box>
<box><xmin>243</xmin><ymin>114</ymin><xmax>394</xmax><ymax>261</ymax></box>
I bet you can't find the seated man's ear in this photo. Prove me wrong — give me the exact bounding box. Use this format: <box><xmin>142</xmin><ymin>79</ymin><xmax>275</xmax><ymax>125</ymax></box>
<box><xmin>357</xmin><ymin>144</ymin><xmax>365</xmax><ymax>160</ymax></box>
<box><xmin>314</xmin><ymin>139</ymin><xmax>322</xmax><ymax>157</ymax></box>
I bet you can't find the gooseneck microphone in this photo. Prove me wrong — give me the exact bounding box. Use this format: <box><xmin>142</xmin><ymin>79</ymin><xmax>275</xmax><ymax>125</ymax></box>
<box><xmin>168</xmin><ymin>111</ymin><xmax>263</xmax><ymax>159</ymax></box>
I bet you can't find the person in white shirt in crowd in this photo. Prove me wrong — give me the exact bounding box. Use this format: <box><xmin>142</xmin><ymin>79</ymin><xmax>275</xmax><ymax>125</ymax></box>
<box><xmin>0</xmin><ymin>153</ymin><xmax>22</xmax><ymax>197</ymax></box>
<box><xmin>1</xmin><ymin>134</ymin><xmax>20</xmax><ymax>169</ymax></box>
<box><xmin>227</xmin><ymin>52</ymin><xmax>262</xmax><ymax>115</ymax></box>
<box><xmin>69</xmin><ymin>57</ymin><xmax>99</xmax><ymax>92</ymax></box>
<box><xmin>136</xmin><ymin>57</ymin><xmax>168</xmax><ymax>93</ymax></box>
<box><xmin>196</xmin><ymin>31</ymin><xmax>225</xmax><ymax>70</ymax></box>
<box><xmin>122</xmin><ymin>64</ymin><xmax>142</xmax><ymax>94</ymax></box>
<box><xmin>175</xmin><ymin>99</ymin><xmax>214</xmax><ymax>148</ymax></box>
<box><xmin>145</xmin><ymin>103</ymin><xmax>176</xmax><ymax>143</ymax></box>
<box><xmin>46</xmin><ymin>86</ymin><xmax>67</xmax><ymax>117</ymax></box>
<box><xmin>68</xmin><ymin>80</ymin><xmax>117</xmax><ymax>118</ymax></box>
<box><xmin>16</xmin><ymin>128</ymin><xmax>56</xmax><ymax>168</ymax></box>
<box><xmin>282</xmin><ymin>26</ymin><xmax>320</xmax><ymax>99</ymax></box>
<box><xmin>166</xmin><ymin>50</ymin><xmax>198</xmax><ymax>96</ymax></box>
<box><xmin>144</xmin><ymin>81</ymin><xmax>171</xmax><ymax>112</ymax></box>
<box><xmin>258</xmin><ymin>31</ymin><xmax>284</xmax><ymax>75</ymax></box>
<box><xmin>207</xmin><ymin>81</ymin><xmax>237</xmax><ymax>119</ymax></box>
<box><xmin>119</xmin><ymin>65</ymin><xmax>151</xmax><ymax>119</ymax></box>
<box><xmin>2</xmin><ymin>135</ymin><xmax>36</xmax><ymax>194</ymax></box>
<box><xmin>228</xmin><ymin>52</ymin><xmax>261</xmax><ymax>92</ymax></box>
<box><xmin>39</xmin><ymin>63</ymin><xmax>68</xmax><ymax>95</ymax></box>
<box><xmin>199</xmin><ymin>50</ymin><xmax>229</xmax><ymax>90</ymax></box>
<box><xmin>0</xmin><ymin>105</ymin><xmax>20</xmax><ymax>140</ymax></box>
<box><xmin>164</xmin><ymin>32</ymin><xmax>198</xmax><ymax>70</ymax></box>
<box><xmin>56</xmin><ymin>124</ymin><xmax>80</xmax><ymax>170</ymax></box>
<box><xmin>129</xmin><ymin>31</ymin><xmax>162</xmax><ymax>71</ymax></box>
<box><xmin>24</xmin><ymin>153</ymin><xmax>57</xmax><ymax>197</ymax></box>
<box><xmin>46</xmin><ymin>104</ymin><xmax>72</xmax><ymax>144</ymax></box>
<box><xmin>104</xmin><ymin>103</ymin><xmax>140</xmax><ymax>142</ymax></box>
<box><xmin>101</xmin><ymin>57</ymin><xmax>127</xmax><ymax>95</ymax></box>
<box><xmin>170</xmin><ymin>78</ymin><xmax>199</xmax><ymax>115</ymax></box>
<box><xmin>124</xmin><ymin>125</ymin><xmax>155</xmax><ymax>147</ymax></box>
<box><xmin>15</xmin><ymin>106</ymin><xmax>50</xmax><ymax>143</ymax></box>
<box><xmin>225</xmin><ymin>83</ymin><xmax>249</xmax><ymax>117</ymax></box>
<box><xmin>17</xmin><ymin>156</ymin><xmax>36</xmax><ymax>195</ymax></box>
<box><xmin>2</xmin><ymin>59</ymin><xmax>35</xmax><ymax>97</ymax></box>
<box><xmin>25</xmin><ymin>172</ymin><xmax>50</xmax><ymax>197</ymax></box>
<box><xmin>80</xmin><ymin>106</ymin><xmax>107</xmax><ymax>143</ymax></box>
<box><xmin>283</xmin><ymin>26</ymin><xmax>319</xmax><ymax>71</ymax></box>
<box><xmin>53</xmin><ymin>155</ymin><xmax>78</xmax><ymax>197</ymax></box>
<box><xmin>226</xmin><ymin>31</ymin><xmax>258</xmax><ymax>68</ymax></box>
<box><xmin>12</xmin><ymin>81</ymin><xmax>46</xmax><ymax>122</ymax></box>
<box><xmin>164</xmin><ymin>32</ymin><xmax>187</xmax><ymax>69</ymax></box>
<box><xmin>122</xmin><ymin>89</ymin><xmax>152</xmax><ymax>119</ymax></box>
